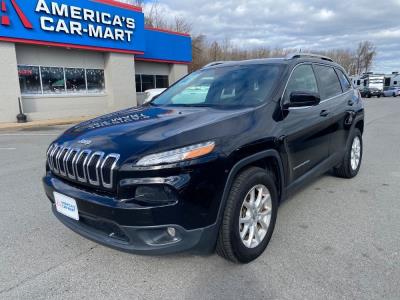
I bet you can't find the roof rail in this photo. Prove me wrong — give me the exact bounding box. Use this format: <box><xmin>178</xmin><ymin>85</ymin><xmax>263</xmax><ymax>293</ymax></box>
<box><xmin>286</xmin><ymin>53</ymin><xmax>334</xmax><ymax>62</ymax></box>
<box><xmin>203</xmin><ymin>61</ymin><xmax>232</xmax><ymax>68</ymax></box>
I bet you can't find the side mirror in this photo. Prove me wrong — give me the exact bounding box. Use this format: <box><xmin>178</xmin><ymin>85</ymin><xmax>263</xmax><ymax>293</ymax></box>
<box><xmin>287</xmin><ymin>91</ymin><xmax>321</xmax><ymax>108</ymax></box>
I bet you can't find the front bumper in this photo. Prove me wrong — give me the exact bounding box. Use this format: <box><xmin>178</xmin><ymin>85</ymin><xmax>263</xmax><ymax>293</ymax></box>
<box><xmin>52</xmin><ymin>206</ymin><xmax>217</xmax><ymax>255</ymax></box>
<box><xmin>43</xmin><ymin>175</ymin><xmax>221</xmax><ymax>255</ymax></box>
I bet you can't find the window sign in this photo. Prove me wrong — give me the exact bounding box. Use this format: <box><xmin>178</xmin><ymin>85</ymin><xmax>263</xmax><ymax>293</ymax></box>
<box><xmin>87</xmin><ymin>69</ymin><xmax>105</xmax><ymax>93</ymax></box>
<box><xmin>18</xmin><ymin>66</ymin><xmax>41</xmax><ymax>94</ymax></box>
<box><xmin>41</xmin><ymin>66</ymin><xmax>65</xmax><ymax>94</ymax></box>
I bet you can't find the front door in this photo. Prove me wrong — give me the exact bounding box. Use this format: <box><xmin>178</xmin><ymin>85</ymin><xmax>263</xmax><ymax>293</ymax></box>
<box><xmin>280</xmin><ymin>64</ymin><xmax>332</xmax><ymax>183</ymax></box>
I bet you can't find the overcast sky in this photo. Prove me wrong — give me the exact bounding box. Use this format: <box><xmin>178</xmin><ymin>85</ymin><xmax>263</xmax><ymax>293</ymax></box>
<box><xmin>144</xmin><ymin>0</ymin><xmax>400</xmax><ymax>73</ymax></box>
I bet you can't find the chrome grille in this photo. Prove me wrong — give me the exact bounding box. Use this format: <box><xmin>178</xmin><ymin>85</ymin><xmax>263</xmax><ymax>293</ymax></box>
<box><xmin>46</xmin><ymin>144</ymin><xmax>120</xmax><ymax>189</ymax></box>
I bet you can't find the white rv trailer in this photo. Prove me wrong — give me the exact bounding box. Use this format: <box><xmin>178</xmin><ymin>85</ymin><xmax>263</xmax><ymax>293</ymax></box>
<box><xmin>351</xmin><ymin>73</ymin><xmax>385</xmax><ymax>91</ymax></box>
<box><xmin>384</xmin><ymin>72</ymin><xmax>400</xmax><ymax>89</ymax></box>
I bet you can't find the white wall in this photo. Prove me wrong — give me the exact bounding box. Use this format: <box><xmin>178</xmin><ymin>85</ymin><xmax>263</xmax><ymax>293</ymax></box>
<box><xmin>15</xmin><ymin>44</ymin><xmax>138</xmax><ymax>121</ymax></box>
<box><xmin>16</xmin><ymin>44</ymin><xmax>109</xmax><ymax>120</ymax></box>
<box><xmin>16</xmin><ymin>44</ymin><xmax>104</xmax><ymax>68</ymax></box>
<box><xmin>169</xmin><ymin>64</ymin><xmax>189</xmax><ymax>84</ymax></box>
<box><xmin>0</xmin><ymin>42</ymin><xmax>22</xmax><ymax>123</ymax></box>
<box><xmin>135</xmin><ymin>61</ymin><xmax>170</xmax><ymax>75</ymax></box>
<box><xmin>104</xmin><ymin>52</ymin><xmax>137</xmax><ymax>110</ymax></box>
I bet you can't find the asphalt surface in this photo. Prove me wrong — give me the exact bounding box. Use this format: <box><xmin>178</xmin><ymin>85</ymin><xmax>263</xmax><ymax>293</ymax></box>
<box><xmin>0</xmin><ymin>98</ymin><xmax>399</xmax><ymax>300</ymax></box>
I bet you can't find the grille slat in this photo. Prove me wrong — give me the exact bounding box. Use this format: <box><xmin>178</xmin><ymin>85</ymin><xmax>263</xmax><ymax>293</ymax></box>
<box><xmin>66</xmin><ymin>149</ymin><xmax>79</xmax><ymax>179</ymax></box>
<box><xmin>58</xmin><ymin>148</ymin><xmax>69</xmax><ymax>176</ymax></box>
<box><xmin>101</xmin><ymin>154</ymin><xmax>120</xmax><ymax>189</ymax></box>
<box><xmin>46</xmin><ymin>145</ymin><xmax>119</xmax><ymax>190</ymax></box>
<box><xmin>87</xmin><ymin>152</ymin><xmax>104</xmax><ymax>186</ymax></box>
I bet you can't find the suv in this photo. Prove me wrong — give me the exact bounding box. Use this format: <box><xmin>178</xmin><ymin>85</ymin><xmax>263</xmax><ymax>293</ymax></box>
<box><xmin>359</xmin><ymin>87</ymin><xmax>382</xmax><ymax>98</ymax></box>
<box><xmin>43</xmin><ymin>53</ymin><xmax>364</xmax><ymax>263</ymax></box>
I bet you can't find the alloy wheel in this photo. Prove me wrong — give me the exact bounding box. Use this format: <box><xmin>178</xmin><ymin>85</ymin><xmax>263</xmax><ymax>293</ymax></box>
<box><xmin>239</xmin><ymin>184</ymin><xmax>272</xmax><ymax>249</ymax></box>
<box><xmin>350</xmin><ymin>136</ymin><xmax>361</xmax><ymax>170</ymax></box>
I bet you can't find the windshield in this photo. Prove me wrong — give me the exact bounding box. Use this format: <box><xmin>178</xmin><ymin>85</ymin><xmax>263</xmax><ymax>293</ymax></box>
<box><xmin>152</xmin><ymin>64</ymin><xmax>284</xmax><ymax>108</ymax></box>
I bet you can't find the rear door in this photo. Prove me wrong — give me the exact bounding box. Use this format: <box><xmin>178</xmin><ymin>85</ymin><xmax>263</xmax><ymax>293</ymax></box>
<box><xmin>313</xmin><ymin>65</ymin><xmax>353</xmax><ymax>159</ymax></box>
<box><xmin>281</xmin><ymin>64</ymin><xmax>331</xmax><ymax>182</ymax></box>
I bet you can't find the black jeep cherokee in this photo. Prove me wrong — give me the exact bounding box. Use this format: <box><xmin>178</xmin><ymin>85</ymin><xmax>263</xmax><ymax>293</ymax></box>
<box><xmin>43</xmin><ymin>53</ymin><xmax>364</xmax><ymax>263</ymax></box>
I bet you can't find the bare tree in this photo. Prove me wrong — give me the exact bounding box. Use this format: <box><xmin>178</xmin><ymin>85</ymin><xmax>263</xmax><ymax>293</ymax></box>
<box><xmin>355</xmin><ymin>41</ymin><xmax>376</xmax><ymax>74</ymax></box>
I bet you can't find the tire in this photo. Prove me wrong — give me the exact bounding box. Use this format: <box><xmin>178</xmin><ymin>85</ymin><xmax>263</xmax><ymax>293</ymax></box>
<box><xmin>216</xmin><ymin>167</ymin><xmax>278</xmax><ymax>263</ymax></box>
<box><xmin>334</xmin><ymin>129</ymin><xmax>363</xmax><ymax>178</ymax></box>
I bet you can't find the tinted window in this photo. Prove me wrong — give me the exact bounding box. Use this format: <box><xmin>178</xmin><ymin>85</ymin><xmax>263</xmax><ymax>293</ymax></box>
<box><xmin>314</xmin><ymin>65</ymin><xmax>342</xmax><ymax>100</ymax></box>
<box><xmin>336</xmin><ymin>69</ymin><xmax>351</xmax><ymax>91</ymax></box>
<box><xmin>141</xmin><ymin>75</ymin><xmax>155</xmax><ymax>91</ymax></box>
<box><xmin>284</xmin><ymin>64</ymin><xmax>318</xmax><ymax>102</ymax></box>
<box><xmin>153</xmin><ymin>64</ymin><xmax>283</xmax><ymax>108</ymax></box>
<box><xmin>156</xmin><ymin>75</ymin><xmax>169</xmax><ymax>88</ymax></box>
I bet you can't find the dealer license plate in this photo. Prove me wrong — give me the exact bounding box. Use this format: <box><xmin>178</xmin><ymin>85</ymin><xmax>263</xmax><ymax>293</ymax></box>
<box><xmin>54</xmin><ymin>192</ymin><xmax>79</xmax><ymax>221</ymax></box>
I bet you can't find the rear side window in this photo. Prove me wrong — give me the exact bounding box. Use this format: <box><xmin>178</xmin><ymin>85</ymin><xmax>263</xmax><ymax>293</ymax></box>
<box><xmin>284</xmin><ymin>64</ymin><xmax>318</xmax><ymax>102</ymax></box>
<box><xmin>336</xmin><ymin>69</ymin><xmax>351</xmax><ymax>91</ymax></box>
<box><xmin>314</xmin><ymin>65</ymin><xmax>343</xmax><ymax>100</ymax></box>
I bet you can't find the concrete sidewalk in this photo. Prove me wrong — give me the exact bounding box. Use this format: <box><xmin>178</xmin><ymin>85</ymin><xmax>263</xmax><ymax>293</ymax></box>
<box><xmin>0</xmin><ymin>116</ymin><xmax>95</xmax><ymax>131</ymax></box>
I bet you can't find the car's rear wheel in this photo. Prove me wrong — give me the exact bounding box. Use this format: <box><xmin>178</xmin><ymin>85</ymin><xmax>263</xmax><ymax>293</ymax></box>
<box><xmin>334</xmin><ymin>129</ymin><xmax>363</xmax><ymax>178</ymax></box>
<box><xmin>216</xmin><ymin>167</ymin><xmax>278</xmax><ymax>263</ymax></box>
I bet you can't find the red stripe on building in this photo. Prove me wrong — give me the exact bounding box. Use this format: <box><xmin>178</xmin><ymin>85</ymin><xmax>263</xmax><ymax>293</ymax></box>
<box><xmin>10</xmin><ymin>0</ymin><xmax>33</xmax><ymax>29</ymax></box>
<box><xmin>145</xmin><ymin>26</ymin><xmax>191</xmax><ymax>37</ymax></box>
<box><xmin>1</xmin><ymin>0</ymin><xmax>6</xmax><ymax>12</ymax></box>
<box><xmin>1</xmin><ymin>15</ymin><xmax>10</xmax><ymax>26</ymax></box>
<box><xmin>91</xmin><ymin>0</ymin><xmax>142</xmax><ymax>12</ymax></box>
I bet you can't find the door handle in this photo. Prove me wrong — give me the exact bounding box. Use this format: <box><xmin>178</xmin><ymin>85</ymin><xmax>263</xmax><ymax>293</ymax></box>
<box><xmin>348</xmin><ymin>100</ymin><xmax>354</xmax><ymax>106</ymax></box>
<box><xmin>320</xmin><ymin>110</ymin><xmax>329</xmax><ymax>117</ymax></box>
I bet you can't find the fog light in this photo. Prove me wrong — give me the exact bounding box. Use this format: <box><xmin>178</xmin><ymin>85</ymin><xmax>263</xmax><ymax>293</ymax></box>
<box><xmin>134</xmin><ymin>185</ymin><xmax>176</xmax><ymax>204</ymax></box>
<box><xmin>167</xmin><ymin>227</ymin><xmax>176</xmax><ymax>237</ymax></box>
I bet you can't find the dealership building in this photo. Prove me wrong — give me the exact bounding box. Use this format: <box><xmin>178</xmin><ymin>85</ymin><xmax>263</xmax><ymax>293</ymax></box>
<box><xmin>0</xmin><ymin>0</ymin><xmax>191</xmax><ymax>123</ymax></box>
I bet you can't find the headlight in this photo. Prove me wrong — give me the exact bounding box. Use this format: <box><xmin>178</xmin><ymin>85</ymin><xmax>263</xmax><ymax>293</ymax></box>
<box><xmin>136</xmin><ymin>141</ymin><xmax>215</xmax><ymax>166</ymax></box>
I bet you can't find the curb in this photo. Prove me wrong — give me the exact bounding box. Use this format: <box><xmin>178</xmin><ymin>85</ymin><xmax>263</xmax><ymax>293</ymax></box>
<box><xmin>0</xmin><ymin>116</ymin><xmax>95</xmax><ymax>131</ymax></box>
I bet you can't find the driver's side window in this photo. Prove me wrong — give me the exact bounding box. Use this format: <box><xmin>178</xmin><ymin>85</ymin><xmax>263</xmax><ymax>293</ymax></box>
<box><xmin>284</xmin><ymin>64</ymin><xmax>318</xmax><ymax>103</ymax></box>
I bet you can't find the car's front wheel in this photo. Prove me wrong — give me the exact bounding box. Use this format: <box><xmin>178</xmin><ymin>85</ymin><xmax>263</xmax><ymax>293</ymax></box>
<box><xmin>216</xmin><ymin>167</ymin><xmax>278</xmax><ymax>263</ymax></box>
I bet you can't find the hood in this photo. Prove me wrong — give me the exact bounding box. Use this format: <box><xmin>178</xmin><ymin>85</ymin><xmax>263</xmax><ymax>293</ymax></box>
<box><xmin>55</xmin><ymin>105</ymin><xmax>259</xmax><ymax>163</ymax></box>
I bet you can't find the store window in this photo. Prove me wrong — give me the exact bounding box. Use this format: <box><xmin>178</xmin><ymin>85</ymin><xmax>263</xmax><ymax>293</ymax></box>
<box><xmin>86</xmin><ymin>69</ymin><xmax>105</xmax><ymax>93</ymax></box>
<box><xmin>65</xmin><ymin>68</ymin><xmax>86</xmax><ymax>93</ymax></box>
<box><xmin>141</xmin><ymin>75</ymin><xmax>155</xmax><ymax>91</ymax></box>
<box><xmin>18</xmin><ymin>66</ymin><xmax>41</xmax><ymax>94</ymax></box>
<box><xmin>136</xmin><ymin>74</ymin><xmax>170</xmax><ymax>92</ymax></box>
<box><xmin>156</xmin><ymin>75</ymin><xmax>169</xmax><ymax>89</ymax></box>
<box><xmin>135</xmin><ymin>75</ymin><xmax>142</xmax><ymax>92</ymax></box>
<box><xmin>18</xmin><ymin>65</ymin><xmax>106</xmax><ymax>96</ymax></box>
<box><xmin>41</xmin><ymin>67</ymin><xmax>65</xmax><ymax>94</ymax></box>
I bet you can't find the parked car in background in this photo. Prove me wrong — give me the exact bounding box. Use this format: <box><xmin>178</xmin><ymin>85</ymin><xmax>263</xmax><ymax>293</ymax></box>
<box><xmin>143</xmin><ymin>88</ymin><xmax>167</xmax><ymax>104</ymax></box>
<box><xmin>383</xmin><ymin>87</ymin><xmax>400</xmax><ymax>97</ymax></box>
<box><xmin>359</xmin><ymin>87</ymin><xmax>383</xmax><ymax>98</ymax></box>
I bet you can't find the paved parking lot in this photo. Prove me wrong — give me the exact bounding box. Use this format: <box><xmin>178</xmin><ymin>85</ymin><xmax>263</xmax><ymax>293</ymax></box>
<box><xmin>0</xmin><ymin>98</ymin><xmax>399</xmax><ymax>300</ymax></box>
